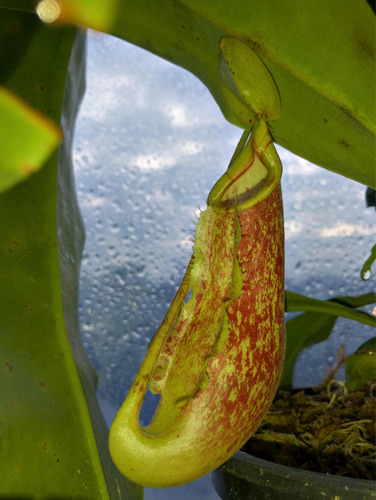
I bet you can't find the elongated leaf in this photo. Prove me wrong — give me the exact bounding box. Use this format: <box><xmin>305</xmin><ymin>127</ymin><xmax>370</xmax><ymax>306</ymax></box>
<box><xmin>329</xmin><ymin>292</ymin><xmax>376</xmax><ymax>309</ymax></box>
<box><xmin>285</xmin><ymin>291</ymin><xmax>376</xmax><ymax>327</ymax></box>
<box><xmin>0</xmin><ymin>12</ymin><xmax>141</xmax><ymax>498</ymax></box>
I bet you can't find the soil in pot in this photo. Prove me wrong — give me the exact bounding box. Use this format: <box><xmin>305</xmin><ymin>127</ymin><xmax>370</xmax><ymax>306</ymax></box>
<box><xmin>241</xmin><ymin>379</ymin><xmax>376</xmax><ymax>481</ymax></box>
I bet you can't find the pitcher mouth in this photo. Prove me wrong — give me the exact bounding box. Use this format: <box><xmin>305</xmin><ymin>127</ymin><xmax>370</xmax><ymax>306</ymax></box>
<box><xmin>207</xmin><ymin>119</ymin><xmax>282</xmax><ymax>211</ymax></box>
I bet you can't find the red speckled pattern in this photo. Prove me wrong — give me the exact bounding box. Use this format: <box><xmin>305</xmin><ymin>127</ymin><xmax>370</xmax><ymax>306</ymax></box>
<box><xmin>184</xmin><ymin>185</ymin><xmax>285</xmax><ymax>468</ymax></box>
<box><xmin>109</xmin><ymin>184</ymin><xmax>285</xmax><ymax>488</ymax></box>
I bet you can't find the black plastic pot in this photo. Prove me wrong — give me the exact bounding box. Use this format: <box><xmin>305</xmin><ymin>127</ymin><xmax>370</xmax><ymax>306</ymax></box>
<box><xmin>212</xmin><ymin>450</ymin><xmax>376</xmax><ymax>500</ymax></box>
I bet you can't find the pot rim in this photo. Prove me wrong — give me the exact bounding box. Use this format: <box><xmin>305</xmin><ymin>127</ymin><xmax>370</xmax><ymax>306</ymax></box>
<box><xmin>221</xmin><ymin>449</ymin><xmax>374</xmax><ymax>487</ymax></box>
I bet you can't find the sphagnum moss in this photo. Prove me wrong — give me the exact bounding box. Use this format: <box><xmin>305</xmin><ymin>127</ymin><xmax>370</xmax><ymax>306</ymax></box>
<box><xmin>243</xmin><ymin>379</ymin><xmax>376</xmax><ymax>480</ymax></box>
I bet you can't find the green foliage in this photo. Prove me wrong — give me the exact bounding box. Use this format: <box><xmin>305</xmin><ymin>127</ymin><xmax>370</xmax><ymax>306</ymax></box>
<box><xmin>346</xmin><ymin>337</ymin><xmax>376</xmax><ymax>390</ymax></box>
<box><xmin>0</xmin><ymin>11</ymin><xmax>141</xmax><ymax>498</ymax></box>
<box><xmin>1</xmin><ymin>0</ymin><xmax>375</xmax><ymax>188</ymax></box>
<box><xmin>281</xmin><ymin>293</ymin><xmax>376</xmax><ymax>387</ymax></box>
<box><xmin>285</xmin><ymin>292</ymin><xmax>376</xmax><ymax>327</ymax></box>
<box><xmin>0</xmin><ymin>0</ymin><xmax>375</xmax><ymax>495</ymax></box>
<box><xmin>108</xmin><ymin>0</ymin><xmax>375</xmax><ymax>187</ymax></box>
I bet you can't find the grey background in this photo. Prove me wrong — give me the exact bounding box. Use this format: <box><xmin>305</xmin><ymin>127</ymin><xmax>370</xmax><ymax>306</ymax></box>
<box><xmin>72</xmin><ymin>30</ymin><xmax>375</xmax><ymax>499</ymax></box>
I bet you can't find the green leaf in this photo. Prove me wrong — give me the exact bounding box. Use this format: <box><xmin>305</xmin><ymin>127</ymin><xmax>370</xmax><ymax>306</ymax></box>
<box><xmin>329</xmin><ymin>292</ymin><xmax>376</xmax><ymax>310</ymax></box>
<box><xmin>99</xmin><ymin>0</ymin><xmax>375</xmax><ymax>187</ymax></box>
<box><xmin>285</xmin><ymin>291</ymin><xmax>376</xmax><ymax>327</ymax></box>
<box><xmin>2</xmin><ymin>1</ymin><xmax>375</xmax><ymax>186</ymax></box>
<box><xmin>0</xmin><ymin>86</ymin><xmax>61</xmax><ymax>192</ymax></box>
<box><xmin>361</xmin><ymin>244</ymin><xmax>376</xmax><ymax>281</ymax></box>
<box><xmin>352</xmin><ymin>337</ymin><xmax>376</xmax><ymax>352</ymax></box>
<box><xmin>346</xmin><ymin>336</ymin><xmax>376</xmax><ymax>390</ymax></box>
<box><xmin>0</xmin><ymin>11</ymin><xmax>141</xmax><ymax>498</ymax></box>
<box><xmin>280</xmin><ymin>291</ymin><xmax>376</xmax><ymax>387</ymax></box>
<box><xmin>280</xmin><ymin>312</ymin><xmax>337</xmax><ymax>387</ymax></box>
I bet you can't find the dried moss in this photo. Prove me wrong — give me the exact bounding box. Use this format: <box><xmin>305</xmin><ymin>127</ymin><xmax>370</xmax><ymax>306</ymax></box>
<box><xmin>242</xmin><ymin>380</ymin><xmax>376</xmax><ymax>480</ymax></box>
